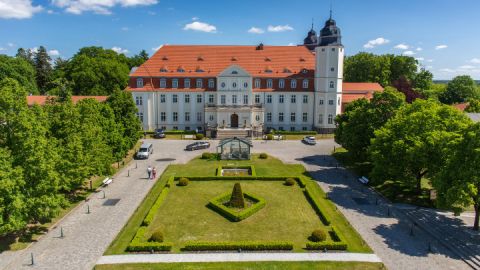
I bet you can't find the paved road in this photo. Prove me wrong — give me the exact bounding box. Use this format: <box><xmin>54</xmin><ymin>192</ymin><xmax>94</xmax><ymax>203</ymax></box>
<box><xmin>97</xmin><ymin>252</ymin><xmax>382</xmax><ymax>264</ymax></box>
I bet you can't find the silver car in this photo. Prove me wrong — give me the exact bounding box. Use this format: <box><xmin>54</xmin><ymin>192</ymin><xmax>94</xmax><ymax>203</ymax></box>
<box><xmin>302</xmin><ymin>136</ymin><xmax>316</xmax><ymax>145</ymax></box>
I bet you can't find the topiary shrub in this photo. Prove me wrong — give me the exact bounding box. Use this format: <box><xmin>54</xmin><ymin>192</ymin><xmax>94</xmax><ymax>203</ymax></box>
<box><xmin>228</xmin><ymin>183</ymin><xmax>245</xmax><ymax>208</ymax></box>
<box><xmin>178</xmin><ymin>177</ymin><xmax>189</xmax><ymax>186</ymax></box>
<box><xmin>266</xmin><ymin>134</ymin><xmax>273</xmax><ymax>140</ymax></box>
<box><xmin>195</xmin><ymin>133</ymin><xmax>204</xmax><ymax>140</ymax></box>
<box><xmin>284</xmin><ymin>178</ymin><xmax>295</xmax><ymax>186</ymax></box>
<box><xmin>259</xmin><ymin>153</ymin><xmax>268</xmax><ymax>159</ymax></box>
<box><xmin>149</xmin><ymin>229</ymin><xmax>164</xmax><ymax>242</ymax></box>
<box><xmin>311</xmin><ymin>229</ymin><xmax>327</xmax><ymax>242</ymax></box>
<box><xmin>201</xmin><ymin>152</ymin><xmax>212</xmax><ymax>159</ymax></box>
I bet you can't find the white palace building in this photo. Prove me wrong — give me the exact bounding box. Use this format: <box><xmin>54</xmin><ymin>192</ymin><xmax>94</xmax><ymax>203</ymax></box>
<box><xmin>127</xmin><ymin>15</ymin><xmax>382</xmax><ymax>137</ymax></box>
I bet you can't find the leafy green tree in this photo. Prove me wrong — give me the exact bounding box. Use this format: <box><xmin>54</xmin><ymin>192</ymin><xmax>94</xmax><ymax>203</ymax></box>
<box><xmin>0</xmin><ymin>55</ymin><xmax>37</xmax><ymax>94</ymax></box>
<box><xmin>440</xmin><ymin>75</ymin><xmax>480</xmax><ymax>104</ymax></box>
<box><xmin>335</xmin><ymin>87</ymin><xmax>405</xmax><ymax>160</ymax></box>
<box><xmin>128</xmin><ymin>50</ymin><xmax>149</xmax><ymax>69</ymax></box>
<box><xmin>389</xmin><ymin>55</ymin><xmax>418</xmax><ymax>83</ymax></box>
<box><xmin>433</xmin><ymin>123</ymin><xmax>480</xmax><ymax>230</ymax></box>
<box><xmin>369</xmin><ymin>99</ymin><xmax>471</xmax><ymax>192</ymax></box>
<box><xmin>15</xmin><ymin>48</ymin><xmax>34</xmax><ymax>66</ymax></box>
<box><xmin>413</xmin><ymin>68</ymin><xmax>433</xmax><ymax>92</ymax></box>
<box><xmin>106</xmin><ymin>89</ymin><xmax>141</xmax><ymax>149</ymax></box>
<box><xmin>33</xmin><ymin>46</ymin><xmax>53</xmax><ymax>94</ymax></box>
<box><xmin>344</xmin><ymin>53</ymin><xmax>391</xmax><ymax>86</ymax></box>
<box><xmin>465</xmin><ymin>99</ymin><xmax>480</xmax><ymax>113</ymax></box>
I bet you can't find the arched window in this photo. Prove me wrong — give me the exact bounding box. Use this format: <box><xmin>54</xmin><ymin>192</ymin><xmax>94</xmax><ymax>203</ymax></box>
<box><xmin>291</xmin><ymin>79</ymin><xmax>297</xmax><ymax>88</ymax></box>
<box><xmin>328</xmin><ymin>114</ymin><xmax>333</xmax><ymax>124</ymax></box>
<box><xmin>208</xmin><ymin>79</ymin><xmax>214</xmax><ymax>88</ymax></box>
<box><xmin>172</xmin><ymin>79</ymin><xmax>178</xmax><ymax>88</ymax></box>
<box><xmin>232</xmin><ymin>82</ymin><xmax>237</xmax><ymax>88</ymax></box>
<box><xmin>243</xmin><ymin>82</ymin><xmax>248</xmax><ymax>88</ymax></box>
<box><xmin>160</xmin><ymin>78</ymin><xmax>166</xmax><ymax>88</ymax></box>
<box><xmin>255</xmin><ymin>79</ymin><xmax>261</xmax><ymax>88</ymax></box>
<box><xmin>302</xmin><ymin>79</ymin><xmax>309</xmax><ymax>88</ymax></box>
<box><xmin>329</xmin><ymin>81</ymin><xmax>335</xmax><ymax>88</ymax></box>
<box><xmin>267</xmin><ymin>79</ymin><xmax>273</xmax><ymax>88</ymax></box>
<box><xmin>196</xmin><ymin>79</ymin><xmax>202</xmax><ymax>88</ymax></box>
<box><xmin>184</xmin><ymin>78</ymin><xmax>190</xmax><ymax>88</ymax></box>
<box><xmin>136</xmin><ymin>78</ymin><xmax>143</xmax><ymax>88</ymax></box>
<box><xmin>279</xmin><ymin>79</ymin><xmax>285</xmax><ymax>88</ymax></box>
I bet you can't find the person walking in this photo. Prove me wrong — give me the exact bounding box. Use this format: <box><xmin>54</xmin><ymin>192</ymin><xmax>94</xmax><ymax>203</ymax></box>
<box><xmin>152</xmin><ymin>167</ymin><xmax>157</xmax><ymax>180</ymax></box>
<box><xmin>147</xmin><ymin>165</ymin><xmax>152</xmax><ymax>179</ymax></box>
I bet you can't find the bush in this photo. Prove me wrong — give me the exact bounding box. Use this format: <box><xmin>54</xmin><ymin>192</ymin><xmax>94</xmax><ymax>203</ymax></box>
<box><xmin>208</xmin><ymin>192</ymin><xmax>266</xmax><ymax>222</ymax></box>
<box><xmin>182</xmin><ymin>241</ymin><xmax>293</xmax><ymax>251</ymax></box>
<box><xmin>149</xmin><ymin>229</ymin><xmax>164</xmax><ymax>242</ymax></box>
<box><xmin>285</xmin><ymin>178</ymin><xmax>295</xmax><ymax>186</ymax></box>
<box><xmin>259</xmin><ymin>153</ymin><xmax>268</xmax><ymax>159</ymax></box>
<box><xmin>201</xmin><ymin>152</ymin><xmax>213</xmax><ymax>159</ymax></box>
<box><xmin>127</xmin><ymin>242</ymin><xmax>173</xmax><ymax>252</ymax></box>
<box><xmin>266</xmin><ymin>134</ymin><xmax>273</xmax><ymax>140</ymax></box>
<box><xmin>304</xmin><ymin>186</ymin><xmax>331</xmax><ymax>225</ymax></box>
<box><xmin>143</xmin><ymin>187</ymin><xmax>170</xmax><ymax>226</ymax></box>
<box><xmin>311</xmin><ymin>229</ymin><xmax>327</xmax><ymax>242</ymax></box>
<box><xmin>306</xmin><ymin>241</ymin><xmax>347</xmax><ymax>250</ymax></box>
<box><xmin>178</xmin><ymin>177</ymin><xmax>189</xmax><ymax>186</ymax></box>
<box><xmin>195</xmin><ymin>133</ymin><xmax>204</xmax><ymax>140</ymax></box>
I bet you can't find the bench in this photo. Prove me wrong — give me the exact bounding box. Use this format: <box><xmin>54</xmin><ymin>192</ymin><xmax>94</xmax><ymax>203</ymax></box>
<box><xmin>102</xmin><ymin>177</ymin><xmax>113</xmax><ymax>187</ymax></box>
<box><xmin>358</xmin><ymin>176</ymin><xmax>369</xmax><ymax>185</ymax></box>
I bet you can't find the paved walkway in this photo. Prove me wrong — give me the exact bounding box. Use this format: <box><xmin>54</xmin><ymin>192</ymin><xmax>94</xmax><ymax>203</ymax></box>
<box><xmin>97</xmin><ymin>253</ymin><xmax>382</xmax><ymax>264</ymax></box>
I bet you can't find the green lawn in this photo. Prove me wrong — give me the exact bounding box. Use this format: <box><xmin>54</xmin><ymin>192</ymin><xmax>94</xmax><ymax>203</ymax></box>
<box><xmin>105</xmin><ymin>154</ymin><xmax>371</xmax><ymax>254</ymax></box>
<box><xmin>95</xmin><ymin>261</ymin><xmax>385</xmax><ymax>270</ymax></box>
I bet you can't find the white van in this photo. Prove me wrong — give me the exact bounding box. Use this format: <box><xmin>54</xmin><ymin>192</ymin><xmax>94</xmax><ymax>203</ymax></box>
<box><xmin>136</xmin><ymin>143</ymin><xmax>153</xmax><ymax>159</ymax></box>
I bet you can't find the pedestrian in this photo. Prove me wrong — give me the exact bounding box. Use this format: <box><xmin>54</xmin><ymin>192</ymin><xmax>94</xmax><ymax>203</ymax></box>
<box><xmin>147</xmin><ymin>165</ymin><xmax>152</xmax><ymax>179</ymax></box>
<box><xmin>152</xmin><ymin>167</ymin><xmax>157</xmax><ymax>180</ymax></box>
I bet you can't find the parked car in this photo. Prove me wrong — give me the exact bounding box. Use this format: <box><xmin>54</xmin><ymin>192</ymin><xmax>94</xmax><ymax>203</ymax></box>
<box><xmin>302</xmin><ymin>136</ymin><xmax>316</xmax><ymax>145</ymax></box>
<box><xmin>136</xmin><ymin>143</ymin><xmax>153</xmax><ymax>159</ymax></box>
<box><xmin>153</xmin><ymin>129</ymin><xmax>166</xmax><ymax>139</ymax></box>
<box><xmin>262</xmin><ymin>134</ymin><xmax>283</xmax><ymax>140</ymax></box>
<box><xmin>185</xmin><ymin>141</ymin><xmax>210</xmax><ymax>151</ymax></box>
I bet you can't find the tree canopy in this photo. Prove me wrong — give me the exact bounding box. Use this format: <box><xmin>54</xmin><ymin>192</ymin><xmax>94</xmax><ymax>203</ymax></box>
<box><xmin>439</xmin><ymin>75</ymin><xmax>480</xmax><ymax>104</ymax></box>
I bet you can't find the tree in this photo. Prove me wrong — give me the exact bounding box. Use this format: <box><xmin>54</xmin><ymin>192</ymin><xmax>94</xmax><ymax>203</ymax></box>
<box><xmin>15</xmin><ymin>48</ymin><xmax>34</xmax><ymax>66</ymax></box>
<box><xmin>128</xmin><ymin>50</ymin><xmax>149</xmax><ymax>69</ymax></box>
<box><xmin>33</xmin><ymin>46</ymin><xmax>53</xmax><ymax>94</ymax></box>
<box><xmin>465</xmin><ymin>99</ymin><xmax>480</xmax><ymax>113</ymax></box>
<box><xmin>392</xmin><ymin>76</ymin><xmax>423</xmax><ymax>103</ymax></box>
<box><xmin>344</xmin><ymin>53</ymin><xmax>391</xmax><ymax>86</ymax></box>
<box><xmin>0</xmin><ymin>55</ymin><xmax>37</xmax><ymax>93</ymax></box>
<box><xmin>433</xmin><ymin>123</ymin><xmax>480</xmax><ymax>230</ymax></box>
<box><xmin>335</xmin><ymin>87</ymin><xmax>405</xmax><ymax>160</ymax></box>
<box><xmin>369</xmin><ymin>99</ymin><xmax>471</xmax><ymax>192</ymax></box>
<box><xmin>228</xmin><ymin>183</ymin><xmax>245</xmax><ymax>208</ymax></box>
<box><xmin>413</xmin><ymin>68</ymin><xmax>433</xmax><ymax>92</ymax></box>
<box><xmin>389</xmin><ymin>55</ymin><xmax>418</xmax><ymax>83</ymax></box>
<box><xmin>440</xmin><ymin>75</ymin><xmax>480</xmax><ymax>104</ymax></box>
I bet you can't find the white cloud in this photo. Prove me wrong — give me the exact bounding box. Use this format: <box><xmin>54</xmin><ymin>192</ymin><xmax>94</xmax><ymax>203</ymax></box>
<box><xmin>287</xmin><ymin>43</ymin><xmax>296</xmax><ymax>46</ymax></box>
<box><xmin>403</xmin><ymin>50</ymin><xmax>415</xmax><ymax>56</ymax></box>
<box><xmin>394</xmin><ymin>43</ymin><xmax>409</xmax><ymax>50</ymax></box>
<box><xmin>121</xmin><ymin>26</ymin><xmax>129</xmax><ymax>31</ymax></box>
<box><xmin>426</xmin><ymin>65</ymin><xmax>433</xmax><ymax>69</ymax></box>
<box><xmin>152</xmin><ymin>45</ymin><xmax>163</xmax><ymax>51</ymax></box>
<box><xmin>0</xmin><ymin>47</ymin><xmax>5</xmax><ymax>51</ymax></box>
<box><xmin>363</xmin><ymin>37</ymin><xmax>389</xmax><ymax>49</ymax></box>
<box><xmin>48</xmin><ymin>49</ymin><xmax>60</xmax><ymax>56</ymax></box>
<box><xmin>51</xmin><ymin>0</ymin><xmax>157</xmax><ymax>15</ymax></box>
<box><xmin>111</xmin><ymin>46</ymin><xmax>128</xmax><ymax>54</ymax></box>
<box><xmin>435</xmin><ymin>44</ymin><xmax>448</xmax><ymax>50</ymax></box>
<box><xmin>0</xmin><ymin>0</ymin><xmax>43</xmax><ymax>19</ymax></box>
<box><xmin>7</xmin><ymin>42</ymin><xmax>14</xmax><ymax>47</ymax></box>
<box><xmin>439</xmin><ymin>68</ymin><xmax>455</xmax><ymax>73</ymax></box>
<box><xmin>191</xmin><ymin>16</ymin><xmax>199</xmax><ymax>21</ymax></box>
<box><xmin>469</xmin><ymin>58</ymin><xmax>480</xmax><ymax>64</ymax></box>
<box><xmin>267</xmin><ymin>25</ymin><xmax>294</xmax><ymax>32</ymax></box>
<box><xmin>147</xmin><ymin>11</ymin><xmax>155</xmax><ymax>15</ymax></box>
<box><xmin>247</xmin><ymin>27</ymin><xmax>264</xmax><ymax>34</ymax></box>
<box><xmin>415</xmin><ymin>57</ymin><xmax>424</xmax><ymax>61</ymax></box>
<box><xmin>426</xmin><ymin>59</ymin><xmax>434</xmax><ymax>63</ymax></box>
<box><xmin>416</xmin><ymin>47</ymin><xmax>423</xmax><ymax>51</ymax></box>
<box><xmin>183</xmin><ymin>21</ymin><xmax>217</xmax><ymax>33</ymax></box>
<box><xmin>459</xmin><ymin>65</ymin><xmax>475</xmax><ymax>69</ymax></box>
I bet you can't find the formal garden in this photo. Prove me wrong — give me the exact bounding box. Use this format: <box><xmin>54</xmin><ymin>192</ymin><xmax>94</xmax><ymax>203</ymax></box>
<box><xmin>105</xmin><ymin>154</ymin><xmax>371</xmax><ymax>254</ymax></box>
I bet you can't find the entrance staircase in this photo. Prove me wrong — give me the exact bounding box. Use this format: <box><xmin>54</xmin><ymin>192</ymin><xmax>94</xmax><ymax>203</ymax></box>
<box><xmin>216</xmin><ymin>128</ymin><xmax>250</xmax><ymax>139</ymax></box>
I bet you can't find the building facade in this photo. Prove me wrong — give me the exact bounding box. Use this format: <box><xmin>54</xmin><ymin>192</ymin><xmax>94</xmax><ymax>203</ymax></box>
<box><xmin>126</xmin><ymin>16</ymin><xmax>382</xmax><ymax>135</ymax></box>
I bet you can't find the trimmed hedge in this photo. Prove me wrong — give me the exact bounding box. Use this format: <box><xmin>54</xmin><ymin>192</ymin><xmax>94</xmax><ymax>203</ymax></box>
<box><xmin>166</xmin><ymin>176</ymin><xmax>175</xmax><ymax>188</ymax></box>
<box><xmin>329</xmin><ymin>226</ymin><xmax>345</xmax><ymax>242</ymax></box>
<box><xmin>163</xmin><ymin>130</ymin><xmax>196</xmax><ymax>135</ymax></box>
<box><xmin>127</xmin><ymin>242</ymin><xmax>173</xmax><ymax>252</ymax></box>
<box><xmin>273</xmin><ymin>131</ymin><xmax>317</xmax><ymax>135</ymax></box>
<box><xmin>182</xmin><ymin>241</ymin><xmax>293</xmax><ymax>251</ymax></box>
<box><xmin>178</xmin><ymin>177</ymin><xmax>189</xmax><ymax>186</ymax></box>
<box><xmin>131</xmin><ymin>226</ymin><xmax>148</xmax><ymax>243</ymax></box>
<box><xmin>304</xmin><ymin>186</ymin><xmax>331</xmax><ymax>226</ymax></box>
<box><xmin>285</xmin><ymin>178</ymin><xmax>296</xmax><ymax>186</ymax></box>
<box><xmin>311</xmin><ymin>229</ymin><xmax>327</xmax><ymax>242</ymax></box>
<box><xmin>208</xmin><ymin>192</ymin><xmax>266</xmax><ymax>222</ymax></box>
<box><xmin>297</xmin><ymin>177</ymin><xmax>307</xmax><ymax>188</ymax></box>
<box><xmin>143</xmin><ymin>187</ymin><xmax>170</xmax><ymax>226</ymax></box>
<box><xmin>305</xmin><ymin>241</ymin><xmax>347</xmax><ymax>250</ymax></box>
<box><xmin>174</xmin><ymin>176</ymin><xmax>300</xmax><ymax>182</ymax></box>
<box><xmin>201</xmin><ymin>152</ymin><xmax>217</xmax><ymax>159</ymax></box>
<box><xmin>259</xmin><ymin>153</ymin><xmax>268</xmax><ymax>159</ymax></box>
<box><xmin>195</xmin><ymin>133</ymin><xmax>204</xmax><ymax>140</ymax></box>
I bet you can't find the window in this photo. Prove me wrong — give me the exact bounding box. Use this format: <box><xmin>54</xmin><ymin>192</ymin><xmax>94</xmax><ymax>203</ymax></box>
<box><xmin>209</xmin><ymin>115</ymin><xmax>214</xmax><ymax>121</ymax></box>
<box><xmin>302</xmin><ymin>113</ymin><xmax>308</xmax><ymax>122</ymax></box>
<box><xmin>302</xmin><ymin>127</ymin><xmax>308</xmax><ymax>131</ymax></box>
<box><xmin>243</xmin><ymin>82</ymin><xmax>248</xmax><ymax>88</ymax></box>
<box><xmin>208</xmin><ymin>79</ymin><xmax>214</xmax><ymax>88</ymax></box>
<box><xmin>221</xmin><ymin>95</ymin><xmax>226</xmax><ymax>104</ymax></box>
<box><xmin>136</xmin><ymin>112</ymin><xmax>143</xmax><ymax>122</ymax></box>
<box><xmin>279</xmin><ymin>126</ymin><xmax>284</xmax><ymax>131</ymax></box>
<box><xmin>196</xmin><ymin>112</ymin><xmax>202</xmax><ymax>122</ymax></box>
<box><xmin>196</xmin><ymin>79</ymin><xmax>203</xmax><ymax>88</ymax></box>
<box><xmin>330</xmin><ymin>81</ymin><xmax>334</xmax><ymax>88</ymax></box>
<box><xmin>279</xmin><ymin>79</ymin><xmax>285</xmax><ymax>88</ymax></box>
<box><xmin>172</xmin><ymin>79</ymin><xmax>178</xmax><ymax>88</ymax></box>
<box><xmin>172</xmin><ymin>94</ymin><xmax>178</xmax><ymax>103</ymax></box>
<box><xmin>197</xmin><ymin>94</ymin><xmax>202</xmax><ymax>103</ymax></box>
<box><xmin>290</xmin><ymin>112</ymin><xmax>296</xmax><ymax>122</ymax></box>
<box><xmin>232</xmin><ymin>82</ymin><xmax>237</xmax><ymax>88</ymax></box>
<box><xmin>291</xmin><ymin>95</ymin><xmax>296</xmax><ymax>103</ymax></box>
<box><xmin>184</xmin><ymin>79</ymin><xmax>190</xmax><ymax>88</ymax></box>
<box><xmin>173</xmin><ymin>126</ymin><xmax>178</xmax><ymax>130</ymax></box>
<box><xmin>330</xmin><ymin>67</ymin><xmax>335</xmax><ymax>72</ymax></box>
<box><xmin>185</xmin><ymin>126</ymin><xmax>191</xmax><ymax>131</ymax></box>
<box><xmin>185</xmin><ymin>112</ymin><xmax>190</xmax><ymax>122</ymax></box>
<box><xmin>267</xmin><ymin>79</ymin><xmax>273</xmax><ymax>88</ymax></box>
<box><xmin>197</xmin><ymin>126</ymin><xmax>203</xmax><ymax>131</ymax></box>
<box><xmin>267</xmin><ymin>95</ymin><xmax>272</xmax><ymax>103</ymax></box>
<box><xmin>279</xmin><ymin>95</ymin><xmax>284</xmax><ymax>103</ymax></box>
<box><xmin>161</xmin><ymin>126</ymin><xmax>166</xmax><ymax>130</ymax></box>
<box><xmin>231</xmin><ymin>70</ymin><xmax>238</xmax><ymax>74</ymax></box>
<box><xmin>291</xmin><ymin>79</ymin><xmax>297</xmax><ymax>88</ymax></box>
<box><xmin>232</xmin><ymin>95</ymin><xmax>237</xmax><ymax>104</ymax></box>
<box><xmin>319</xmin><ymin>99</ymin><xmax>324</xmax><ymax>105</ymax></box>
<box><xmin>338</xmin><ymin>97</ymin><xmax>341</xmax><ymax>105</ymax></box>
<box><xmin>267</xmin><ymin>112</ymin><xmax>272</xmax><ymax>122</ymax></box>
<box><xmin>160</xmin><ymin>78</ymin><xmax>166</xmax><ymax>88</ymax></box>
<box><xmin>255</xmin><ymin>115</ymin><xmax>260</xmax><ymax>121</ymax></box>
<box><xmin>173</xmin><ymin>112</ymin><xmax>178</xmax><ymax>122</ymax></box>
<box><xmin>255</xmin><ymin>79</ymin><xmax>261</xmax><ymax>88</ymax></box>
<box><xmin>328</xmin><ymin>114</ymin><xmax>333</xmax><ymax>124</ymax></box>
<box><xmin>321</xmin><ymin>48</ymin><xmax>325</xmax><ymax>52</ymax></box>
<box><xmin>136</xmin><ymin>78</ymin><xmax>143</xmax><ymax>88</ymax></box>
<box><xmin>303</xmin><ymin>95</ymin><xmax>308</xmax><ymax>104</ymax></box>
<box><xmin>185</xmin><ymin>94</ymin><xmax>190</xmax><ymax>103</ymax></box>
<box><xmin>290</xmin><ymin>126</ymin><xmax>295</xmax><ymax>131</ymax></box>
<box><xmin>332</xmin><ymin>48</ymin><xmax>335</xmax><ymax>51</ymax></box>
<box><xmin>319</xmin><ymin>114</ymin><xmax>323</xmax><ymax>124</ymax></box>
<box><xmin>302</xmin><ymin>79</ymin><xmax>309</xmax><ymax>88</ymax></box>
<box><xmin>255</xmin><ymin>94</ymin><xmax>260</xmax><ymax>104</ymax></box>
<box><xmin>135</xmin><ymin>96</ymin><xmax>142</xmax><ymax>105</ymax></box>
<box><xmin>279</xmin><ymin>112</ymin><xmax>284</xmax><ymax>122</ymax></box>
<box><xmin>160</xmin><ymin>112</ymin><xmax>166</xmax><ymax>122</ymax></box>
<box><xmin>160</xmin><ymin>94</ymin><xmax>165</xmax><ymax>103</ymax></box>
<box><xmin>209</xmin><ymin>94</ymin><xmax>214</xmax><ymax>103</ymax></box>
<box><xmin>243</xmin><ymin>95</ymin><xmax>248</xmax><ymax>104</ymax></box>
<box><xmin>329</xmin><ymin>100</ymin><xmax>334</xmax><ymax>105</ymax></box>
<box><xmin>221</xmin><ymin>82</ymin><xmax>226</xmax><ymax>88</ymax></box>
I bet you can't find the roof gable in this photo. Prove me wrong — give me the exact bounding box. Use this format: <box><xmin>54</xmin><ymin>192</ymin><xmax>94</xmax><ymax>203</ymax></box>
<box><xmin>218</xmin><ymin>64</ymin><xmax>251</xmax><ymax>77</ymax></box>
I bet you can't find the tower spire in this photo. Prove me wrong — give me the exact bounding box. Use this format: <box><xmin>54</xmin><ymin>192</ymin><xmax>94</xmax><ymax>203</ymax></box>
<box><xmin>329</xmin><ymin>2</ymin><xmax>333</xmax><ymax>19</ymax></box>
<box><xmin>311</xmin><ymin>18</ymin><xmax>314</xmax><ymax>30</ymax></box>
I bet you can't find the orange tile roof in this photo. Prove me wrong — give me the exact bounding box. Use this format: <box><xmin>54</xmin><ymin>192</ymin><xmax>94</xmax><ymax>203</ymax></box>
<box><xmin>343</xmin><ymin>82</ymin><xmax>384</xmax><ymax>92</ymax></box>
<box><xmin>27</xmin><ymin>96</ymin><xmax>107</xmax><ymax>106</ymax></box>
<box><xmin>132</xmin><ymin>45</ymin><xmax>315</xmax><ymax>78</ymax></box>
<box><xmin>452</xmin><ymin>102</ymin><xmax>469</xmax><ymax>111</ymax></box>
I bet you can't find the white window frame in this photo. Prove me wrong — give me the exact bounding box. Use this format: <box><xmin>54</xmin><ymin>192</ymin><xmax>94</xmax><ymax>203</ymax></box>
<box><xmin>255</xmin><ymin>79</ymin><xmax>261</xmax><ymax>88</ymax></box>
<box><xmin>267</xmin><ymin>95</ymin><xmax>272</xmax><ymax>103</ymax></box>
<box><xmin>172</xmin><ymin>79</ymin><xmax>178</xmax><ymax>88</ymax></box>
<box><xmin>279</xmin><ymin>79</ymin><xmax>285</xmax><ymax>88</ymax></box>
<box><xmin>197</xmin><ymin>94</ymin><xmax>202</xmax><ymax>103</ymax></box>
<box><xmin>255</xmin><ymin>94</ymin><xmax>260</xmax><ymax>104</ymax></box>
<box><xmin>291</xmin><ymin>95</ymin><xmax>296</xmax><ymax>104</ymax></box>
<box><xmin>184</xmin><ymin>79</ymin><xmax>190</xmax><ymax>88</ymax></box>
<box><xmin>302</xmin><ymin>79</ymin><xmax>309</xmax><ymax>89</ymax></box>
<box><xmin>243</xmin><ymin>95</ymin><xmax>248</xmax><ymax>105</ymax></box>
<box><xmin>267</xmin><ymin>112</ymin><xmax>272</xmax><ymax>122</ymax></box>
<box><xmin>291</xmin><ymin>79</ymin><xmax>297</xmax><ymax>88</ymax></box>
<box><xmin>185</xmin><ymin>94</ymin><xmax>190</xmax><ymax>103</ymax></box>
<box><xmin>135</xmin><ymin>96</ymin><xmax>143</xmax><ymax>105</ymax></box>
<box><xmin>232</xmin><ymin>95</ymin><xmax>237</xmax><ymax>104</ymax></box>
<box><xmin>279</xmin><ymin>112</ymin><xmax>284</xmax><ymax>122</ymax></box>
<box><xmin>208</xmin><ymin>79</ymin><xmax>214</xmax><ymax>88</ymax></box>
<box><xmin>279</xmin><ymin>95</ymin><xmax>284</xmax><ymax>103</ymax></box>
<box><xmin>173</xmin><ymin>112</ymin><xmax>178</xmax><ymax>122</ymax></box>
<box><xmin>196</xmin><ymin>79</ymin><xmax>202</xmax><ymax>88</ymax></box>
<box><xmin>303</xmin><ymin>95</ymin><xmax>308</xmax><ymax>104</ymax></box>
<box><xmin>160</xmin><ymin>94</ymin><xmax>165</xmax><ymax>103</ymax></box>
<box><xmin>185</xmin><ymin>112</ymin><xmax>190</xmax><ymax>122</ymax></box>
<box><xmin>267</xmin><ymin>79</ymin><xmax>273</xmax><ymax>88</ymax></box>
<box><xmin>136</xmin><ymin>78</ymin><xmax>143</xmax><ymax>88</ymax></box>
<box><xmin>160</xmin><ymin>78</ymin><xmax>166</xmax><ymax>88</ymax></box>
<box><xmin>172</xmin><ymin>94</ymin><xmax>178</xmax><ymax>103</ymax></box>
<box><xmin>328</xmin><ymin>114</ymin><xmax>333</xmax><ymax>124</ymax></box>
<box><xmin>160</xmin><ymin>112</ymin><xmax>166</xmax><ymax>122</ymax></box>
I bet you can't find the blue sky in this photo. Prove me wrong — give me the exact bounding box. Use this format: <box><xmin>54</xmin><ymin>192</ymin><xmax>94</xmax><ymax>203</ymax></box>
<box><xmin>1</xmin><ymin>0</ymin><xmax>480</xmax><ymax>80</ymax></box>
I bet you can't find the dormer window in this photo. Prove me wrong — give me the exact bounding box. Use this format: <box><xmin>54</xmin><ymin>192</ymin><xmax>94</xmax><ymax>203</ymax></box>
<box><xmin>177</xmin><ymin>67</ymin><xmax>185</xmax><ymax>72</ymax></box>
<box><xmin>299</xmin><ymin>57</ymin><xmax>305</xmax><ymax>62</ymax></box>
<box><xmin>283</xmin><ymin>68</ymin><xmax>292</xmax><ymax>73</ymax></box>
<box><xmin>301</xmin><ymin>69</ymin><xmax>308</xmax><ymax>74</ymax></box>
<box><xmin>162</xmin><ymin>56</ymin><xmax>168</xmax><ymax>60</ymax></box>
<box><xmin>279</xmin><ymin>79</ymin><xmax>285</xmax><ymax>88</ymax></box>
<box><xmin>291</xmin><ymin>79</ymin><xmax>297</xmax><ymax>88</ymax></box>
<box><xmin>160</xmin><ymin>78</ymin><xmax>166</xmax><ymax>88</ymax></box>
<box><xmin>136</xmin><ymin>78</ymin><xmax>143</xmax><ymax>88</ymax></box>
<box><xmin>265</xmin><ymin>66</ymin><xmax>272</xmax><ymax>73</ymax></box>
<box><xmin>267</xmin><ymin>79</ymin><xmax>273</xmax><ymax>88</ymax></box>
<box><xmin>231</xmin><ymin>56</ymin><xmax>237</xmax><ymax>61</ymax></box>
<box><xmin>231</xmin><ymin>70</ymin><xmax>238</xmax><ymax>74</ymax></box>
<box><xmin>160</xmin><ymin>66</ymin><xmax>168</xmax><ymax>72</ymax></box>
<box><xmin>302</xmin><ymin>79</ymin><xmax>309</xmax><ymax>89</ymax></box>
<box><xmin>195</xmin><ymin>66</ymin><xmax>204</xmax><ymax>72</ymax></box>
<box><xmin>197</xmin><ymin>56</ymin><xmax>204</xmax><ymax>61</ymax></box>
<box><xmin>264</xmin><ymin>57</ymin><xmax>271</xmax><ymax>62</ymax></box>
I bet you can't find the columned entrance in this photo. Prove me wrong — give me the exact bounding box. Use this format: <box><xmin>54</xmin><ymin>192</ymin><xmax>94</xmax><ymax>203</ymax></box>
<box><xmin>230</xmin><ymin>113</ymin><xmax>239</xmax><ymax>128</ymax></box>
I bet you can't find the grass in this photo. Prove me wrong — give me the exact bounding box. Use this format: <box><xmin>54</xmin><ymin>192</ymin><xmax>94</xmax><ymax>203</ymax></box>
<box><xmin>105</xmin><ymin>154</ymin><xmax>371</xmax><ymax>254</ymax></box>
<box><xmin>94</xmin><ymin>261</ymin><xmax>385</xmax><ymax>270</ymax></box>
